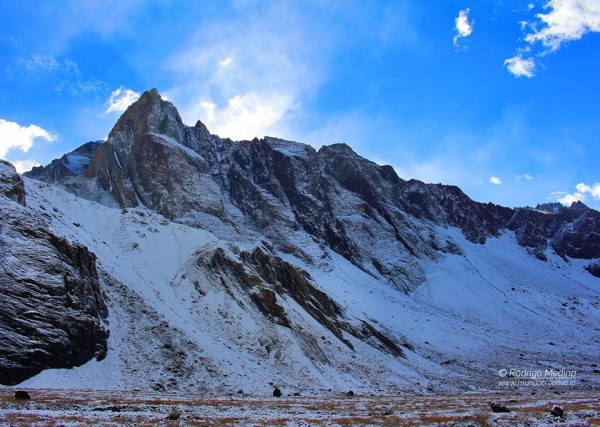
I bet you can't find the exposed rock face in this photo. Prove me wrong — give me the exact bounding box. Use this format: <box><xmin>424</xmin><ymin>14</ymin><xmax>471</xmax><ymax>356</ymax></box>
<box><xmin>586</xmin><ymin>260</ymin><xmax>600</xmax><ymax>278</ymax></box>
<box><xmin>506</xmin><ymin>202</ymin><xmax>600</xmax><ymax>260</ymax></box>
<box><xmin>28</xmin><ymin>89</ymin><xmax>600</xmax><ymax>286</ymax></box>
<box><xmin>199</xmin><ymin>244</ymin><xmax>355</xmax><ymax>349</ymax></box>
<box><xmin>0</xmin><ymin>160</ymin><xmax>26</xmax><ymax>206</ymax></box>
<box><xmin>25</xmin><ymin>141</ymin><xmax>102</xmax><ymax>184</ymax></box>
<box><xmin>198</xmin><ymin>243</ymin><xmax>411</xmax><ymax>359</ymax></box>
<box><xmin>0</xmin><ymin>166</ymin><xmax>108</xmax><ymax>385</ymax></box>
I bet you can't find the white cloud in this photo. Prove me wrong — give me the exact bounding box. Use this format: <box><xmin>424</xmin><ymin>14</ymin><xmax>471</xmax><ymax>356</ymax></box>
<box><xmin>489</xmin><ymin>176</ymin><xmax>503</xmax><ymax>185</ymax></box>
<box><xmin>105</xmin><ymin>86</ymin><xmax>141</xmax><ymax>113</ymax></box>
<box><xmin>166</xmin><ymin>3</ymin><xmax>328</xmax><ymax>141</ymax></box>
<box><xmin>554</xmin><ymin>182</ymin><xmax>600</xmax><ymax>206</ymax></box>
<box><xmin>506</xmin><ymin>1</ymin><xmax>600</xmax><ymax>77</ymax></box>
<box><xmin>525</xmin><ymin>0</ymin><xmax>600</xmax><ymax>51</ymax></box>
<box><xmin>0</xmin><ymin>119</ymin><xmax>56</xmax><ymax>158</ymax></box>
<box><xmin>575</xmin><ymin>182</ymin><xmax>600</xmax><ymax>198</ymax></box>
<box><xmin>219</xmin><ymin>57</ymin><xmax>233</xmax><ymax>67</ymax></box>
<box><xmin>557</xmin><ymin>191</ymin><xmax>586</xmax><ymax>205</ymax></box>
<box><xmin>453</xmin><ymin>8</ymin><xmax>474</xmax><ymax>48</ymax></box>
<box><xmin>198</xmin><ymin>92</ymin><xmax>293</xmax><ymax>141</ymax></box>
<box><xmin>504</xmin><ymin>55</ymin><xmax>536</xmax><ymax>77</ymax></box>
<box><xmin>12</xmin><ymin>159</ymin><xmax>41</xmax><ymax>173</ymax></box>
<box><xmin>516</xmin><ymin>173</ymin><xmax>534</xmax><ymax>180</ymax></box>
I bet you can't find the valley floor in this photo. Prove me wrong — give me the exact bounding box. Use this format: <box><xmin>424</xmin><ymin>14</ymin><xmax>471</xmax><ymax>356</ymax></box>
<box><xmin>0</xmin><ymin>388</ymin><xmax>598</xmax><ymax>426</ymax></box>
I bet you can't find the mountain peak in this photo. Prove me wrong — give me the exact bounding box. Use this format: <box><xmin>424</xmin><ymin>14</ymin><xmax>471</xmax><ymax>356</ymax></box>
<box><xmin>318</xmin><ymin>142</ymin><xmax>358</xmax><ymax>158</ymax></box>
<box><xmin>569</xmin><ymin>200</ymin><xmax>590</xmax><ymax>211</ymax></box>
<box><xmin>108</xmin><ymin>88</ymin><xmax>184</xmax><ymax>143</ymax></box>
<box><xmin>145</xmin><ymin>87</ymin><xmax>160</xmax><ymax>98</ymax></box>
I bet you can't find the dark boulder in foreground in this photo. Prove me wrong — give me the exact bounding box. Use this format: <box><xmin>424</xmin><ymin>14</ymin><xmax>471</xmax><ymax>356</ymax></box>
<box><xmin>490</xmin><ymin>402</ymin><xmax>511</xmax><ymax>413</ymax></box>
<box><xmin>14</xmin><ymin>390</ymin><xmax>30</xmax><ymax>400</ymax></box>
<box><xmin>551</xmin><ymin>405</ymin><xmax>564</xmax><ymax>418</ymax></box>
<box><xmin>0</xmin><ymin>162</ymin><xmax>109</xmax><ymax>385</ymax></box>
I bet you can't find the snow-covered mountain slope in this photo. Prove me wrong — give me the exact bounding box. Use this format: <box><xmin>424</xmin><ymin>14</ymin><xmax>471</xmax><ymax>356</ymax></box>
<box><xmin>3</xmin><ymin>88</ymin><xmax>599</xmax><ymax>393</ymax></box>
<box><xmin>10</xmin><ymin>174</ymin><xmax>600</xmax><ymax>394</ymax></box>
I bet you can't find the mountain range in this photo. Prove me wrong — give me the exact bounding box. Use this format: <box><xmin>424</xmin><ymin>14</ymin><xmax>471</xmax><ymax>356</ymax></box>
<box><xmin>1</xmin><ymin>89</ymin><xmax>599</xmax><ymax>394</ymax></box>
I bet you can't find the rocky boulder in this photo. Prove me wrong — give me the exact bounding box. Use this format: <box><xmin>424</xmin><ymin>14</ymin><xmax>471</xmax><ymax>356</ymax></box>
<box><xmin>0</xmin><ymin>165</ymin><xmax>109</xmax><ymax>385</ymax></box>
<box><xmin>0</xmin><ymin>160</ymin><xmax>26</xmax><ymax>206</ymax></box>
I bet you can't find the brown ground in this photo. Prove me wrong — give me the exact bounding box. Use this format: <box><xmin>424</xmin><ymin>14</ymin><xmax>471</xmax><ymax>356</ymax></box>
<box><xmin>0</xmin><ymin>388</ymin><xmax>598</xmax><ymax>426</ymax></box>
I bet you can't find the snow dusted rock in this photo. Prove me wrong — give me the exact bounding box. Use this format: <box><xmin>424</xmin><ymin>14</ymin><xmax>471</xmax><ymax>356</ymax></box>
<box><xmin>587</xmin><ymin>260</ymin><xmax>600</xmax><ymax>278</ymax></box>
<box><xmin>0</xmin><ymin>166</ymin><xmax>108</xmax><ymax>385</ymax></box>
<box><xmin>25</xmin><ymin>141</ymin><xmax>102</xmax><ymax>184</ymax></box>
<box><xmin>0</xmin><ymin>160</ymin><xmax>26</xmax><ymax>206</ymax></box>
<box><xmin>506</xmin><ymin>202</ymin><xmax>600</xmax><ymax>260</ymax></box>
<box><xmin>199</xmin><ymin>244</ymin><xmax>364</xmax><ymax>350</ymax></box>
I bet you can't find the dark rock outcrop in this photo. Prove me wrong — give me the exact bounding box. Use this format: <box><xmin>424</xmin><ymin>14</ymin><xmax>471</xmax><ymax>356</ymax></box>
<box><xmin>0</xmin><ymin>160</ymin><xmax>26</xmax><ymax>206</ymax></box>
<box><xmin>14</xmin><ymin>390</ymin><xmax>30</xmax><ymax>400</ymax></box>
<box><xmin>0</xmin><ymin>165</ymin><xmax>109</xmax><ymax>385</ymax></box>
<box><xmin>587</xmin><ymin>261</ymin><xmax>600</xmax><ymax>278</ymax></box>
<box><xmin>551</xmin><ymin>405</ymin><xmax>564</xmax><ymax>418</ymax></box>
<box><xmin>198</xmin><ymin>243</ymin><xmax>412</xmax><ymax>358</ymax></box>
<box><xmin>507</xmin><ymin>202</ymin><xmax>600</xmax><ymax>260</ymax></box>
<box><xmin>490</xmin><ymin>402</ymin><xmax>511</xmax><ymax>413</ymax></box>
<box><xmin>200</xmin><ymin>244</ymin><xmax>354</xmax><ymax>349</ymax></box>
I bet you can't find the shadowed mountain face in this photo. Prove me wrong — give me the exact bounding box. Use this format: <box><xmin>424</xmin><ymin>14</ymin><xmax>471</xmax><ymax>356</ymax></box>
<box><xmin>27</xmin><ymin>89</ymin><xmax>600</xmax><ymax>286</ymax></box>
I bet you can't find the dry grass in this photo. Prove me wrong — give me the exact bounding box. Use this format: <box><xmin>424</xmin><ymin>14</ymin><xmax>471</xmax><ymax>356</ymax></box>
<box><xmin>0</xmin><ymin>388</ymin><xmax>598</xmax><ymax>426</ymax></box>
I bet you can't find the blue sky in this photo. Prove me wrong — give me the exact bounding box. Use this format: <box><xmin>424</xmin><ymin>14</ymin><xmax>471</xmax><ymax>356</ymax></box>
<box><xmin>1</xmin><ymin>0</ymin><xmax>599</xmax><ymax>209</ymax></box>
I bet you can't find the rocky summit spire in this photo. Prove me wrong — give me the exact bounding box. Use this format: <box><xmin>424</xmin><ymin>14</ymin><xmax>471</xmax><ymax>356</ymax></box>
<box><xmin>82</xmin><ymin>88</ymin><xmax>219</xmax><ymax>212</ymax></box>
<box><xmin>108</xmin><ymin>88</ymin><xmax>185</xmax><ymax>145</ymax></box>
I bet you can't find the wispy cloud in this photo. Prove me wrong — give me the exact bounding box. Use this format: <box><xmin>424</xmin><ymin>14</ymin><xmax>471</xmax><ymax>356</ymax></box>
<box><xmin>197</xmin><ymin>93</ymin><xmax>293</xmax><ymax>141</ymax></box>
<box><xmin>453</xmin><ymin>8</ymin><xmax>474</xmax><ymax>49</ymax></box>
<box><xmin>23</xmin><ymin>1</ymin><xmax>145</xmax><ymax>53</ymax></box>
<box><xmin>105</xmin><ymin>86</ymin><xmax>141</xmax><ymax>113</ymax></box>
<box><xmin>553</xmin><ymin>182</ymin><xmax>600</xmax><ymax>205</ymax></box>
<box><xmin>19</xmin><ymin>54</ymin><xmax>60</xmax><ymax>71</ymax></box>
<box><xmin>0</xmin><ymin>118</ymin><xmax>56</xmax><ymax>159</ymax></box>
<box><xmin>516</xmin><ymin>173</ymin><xmax>534</xmax><ymax>180</ymax></box>
<box><xmin>506</xmin><ymin>0</ymin><xmax>600</xmax><ymax>77</ymax></box>
<box><xmin>489</xmin><ymin>176</ymin><xmax>503</xmax><ymax>185</ymax></box>
<box><xmin>166</xmin><ymin>3</ymin><xmax>328</xmax><ymax>141</ymax></box>
<box><xmin>504</xmin><ymin>55</ymin><xmax>536</xmax><ymax>77</ymax></box>
<box><xmin>18</xmin><ymin>54</ymin><xmax>104</xmax><ymax>96</ymax></box>
<box><xmin>163</xmin><ymin>2</ymin><xmax>418</xmax><ymax>142</ymax></box>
